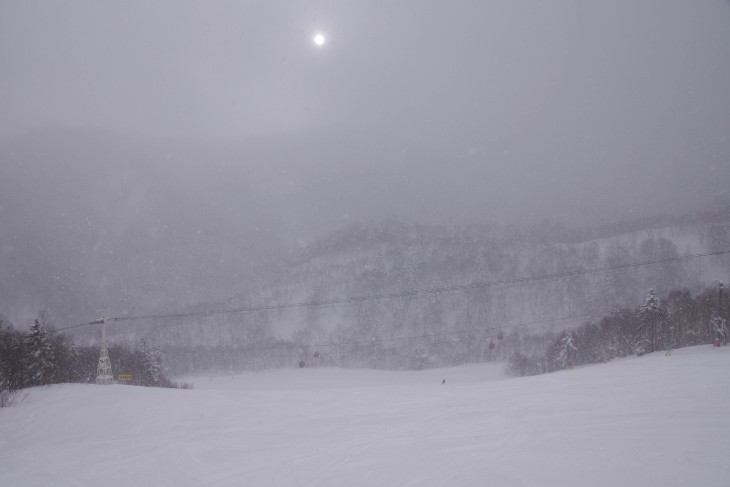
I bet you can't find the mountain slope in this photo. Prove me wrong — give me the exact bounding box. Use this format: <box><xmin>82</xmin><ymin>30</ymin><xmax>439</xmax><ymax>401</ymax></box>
<box><xmin>115</xmin><ymin>219</ymin><xmax>730</xmax><ymax>372</ymax></box>
<box><xmin>2</xmin><ymin>127</ymin><xmax>729</xmax><ymax>333</ymax></box>
<box><xmin>1</xmin><ymin>346</ymin><xmax>728</xmax><ymax>487</ymax></box>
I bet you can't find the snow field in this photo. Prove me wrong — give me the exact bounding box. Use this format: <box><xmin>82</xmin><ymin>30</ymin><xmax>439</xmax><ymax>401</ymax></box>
<box><xmin>1</xmin><ymin>346</ymin><xmax>729</xmax><ymax>487</ymax></box>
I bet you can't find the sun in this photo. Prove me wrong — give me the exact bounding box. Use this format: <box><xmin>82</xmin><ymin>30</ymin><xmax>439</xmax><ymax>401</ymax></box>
<box><xmin>313</xmin><ymin>32</ymin><xmax>326</xmax><ymax>47</ymax></box>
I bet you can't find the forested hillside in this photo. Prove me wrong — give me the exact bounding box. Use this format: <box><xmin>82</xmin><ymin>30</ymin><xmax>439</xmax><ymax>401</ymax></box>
<box><xmin>3</xmin><ymin>131</ymin><xmax>729</xmax><ymax>376</ymax></box>
<box><xmin>3</xmin><ymin>127</ymin><xmax>729</xmax><ymax>330</ymax></box>
<box><xmin>102</xmin><ymin>219</ymin><xmax>730</xmax><ymax>374</ymax></box>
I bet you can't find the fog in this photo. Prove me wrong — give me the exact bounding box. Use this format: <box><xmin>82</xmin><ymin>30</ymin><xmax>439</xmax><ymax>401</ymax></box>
<box><xmin>1</xmin><ymin>0</ymin><xmax>730</xmax><ymax>325</ymax></box>
<box><xmin>5</xmin><ymin>6</ymin><xmax>730</xmax><ymax>485</ymax></box>
<box><xmin>3</xmin><ymin>1</ymin><xmax>730</xmax><ymax>224</ymax></box>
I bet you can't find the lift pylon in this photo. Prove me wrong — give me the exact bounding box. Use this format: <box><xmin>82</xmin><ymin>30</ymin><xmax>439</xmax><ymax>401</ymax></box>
<box><xmin>95</xmin><ymin>318</ymin><xmax>114</xmax><ymax>385</ymax></box>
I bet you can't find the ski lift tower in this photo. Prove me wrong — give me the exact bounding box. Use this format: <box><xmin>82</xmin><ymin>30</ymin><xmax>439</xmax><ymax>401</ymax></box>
<box><xmin>95</xmin><ymin>314</ymin><xmax>114</xmax><ymax>385</ymax></box>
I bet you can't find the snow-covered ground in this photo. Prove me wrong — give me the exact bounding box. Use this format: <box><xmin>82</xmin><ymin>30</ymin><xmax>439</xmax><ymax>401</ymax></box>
<box><xmin>2</xmin><ymin>346</ymin><xmax>729</xmax><ymax>487</ymax></box>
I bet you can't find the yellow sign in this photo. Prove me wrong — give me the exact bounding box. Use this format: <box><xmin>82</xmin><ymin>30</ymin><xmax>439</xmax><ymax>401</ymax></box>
<box><xmin>117</xmin><ymin>374</ymin><xmax>133</xmax><ymax>381</ymax></box>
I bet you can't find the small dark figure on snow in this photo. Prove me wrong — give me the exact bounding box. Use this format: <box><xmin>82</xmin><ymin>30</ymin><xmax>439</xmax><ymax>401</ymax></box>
<box><xmin>442</xmin><ymin>379</ymin><xmax>445</xmax><ymax>385</ymax></box>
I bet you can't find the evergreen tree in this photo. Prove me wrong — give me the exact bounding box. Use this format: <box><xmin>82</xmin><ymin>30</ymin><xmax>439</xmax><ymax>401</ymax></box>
<box><xmin>557</xmin><ymin>329</ymin><xmax>577</xmax><ymax>368</ymax></box>
<box><xmin>135</xmin><ymin>338</ymin><xmax>162</xmax><ymax>386</ymax></box>
<box><xmin>68</xmin><ymin>342</ymin><xmax>81</xmax><ymax>381</ymax></box>
<box><xmin>711</xmin><ymin>314</ymin><xmax>728</xmax><ymax>344</ymax></box>
<box><xmin>638</xmin><ymin>289</ymin><xmax>666</xmax><ymax>353</ymax></box>
<box><xmin>143</xmin><ymin>344</ymin><xmax>161</xmax><ymax>385</ymax></box>
<box><xmin>666</xmin><ymin>289</ymin><xmax>696</xmax><ymax>348</ymax></box>
<box><xmin>50</xmin><ymin>332</ymin><xmax>81</xmax><ymax>383</ymax></box>
<box><xmin>24</xmin><ymin>319</ymin><xmax>56</xmax><ymax>386</ymax></box>
<box><xmin>0</xmin><ymin>316</ymin><xmax>25</xmax><ymax>392</ymax></box>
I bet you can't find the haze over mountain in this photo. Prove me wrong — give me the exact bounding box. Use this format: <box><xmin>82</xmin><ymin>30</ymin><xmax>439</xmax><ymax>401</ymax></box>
<box><xmin>1</xmin><ymin>0</ymin><xmax>730</xmax><ymax>328</ymax></box>
<box><xmin>1</xmin><ymin>126</ymin><xmax>729</xmax><ymax>330</ymax></box>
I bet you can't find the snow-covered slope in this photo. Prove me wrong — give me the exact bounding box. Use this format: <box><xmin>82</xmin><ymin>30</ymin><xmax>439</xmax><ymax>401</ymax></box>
<box><xmin>2</xmin><ymin>346</ymin><xmax>729</xmax><ymax>487</ymax></box>
<box><xmin>131</xmin><ymin>220</ymin><xmax>730</xmax><ymax>374</ymax></box>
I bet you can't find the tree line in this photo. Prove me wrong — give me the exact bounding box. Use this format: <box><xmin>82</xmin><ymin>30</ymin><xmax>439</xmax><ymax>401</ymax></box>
<box><xmin>0</xmin><ymin>315</ymin><xmax>182</xmax><ymax>407</ymax></box>
<box><xmin>121</xmin><ymin>220</ymin><xmax>729</xmax><ymax>368</ymax></box>
<box><xmin>147</xmin><ymin>283</ymin><xmax>730</xmax><ymax>377</ymax></box>
<box><xmin>507</xmin><ymin>285</ymin><xmax>729</xmax><ymax>376</ymax></box>
<box><xmin>3</xmin><ymin>283</ymin><xmax>728</xmax><ymax>397</ymax></box>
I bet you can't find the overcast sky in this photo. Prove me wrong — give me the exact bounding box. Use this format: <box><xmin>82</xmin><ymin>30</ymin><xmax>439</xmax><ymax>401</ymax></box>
<box><xmin>2</xmin><ymin>0</ymin><xmax>730</xmax><ymax>324</ymax></box>
<box><xmin>1</xmin><ymin>0</ymin><xmax>728</xmax><ymax>140</ymax></box>
<box><xmin>2</xmin><ymin>0</ymin><xmax>730</xmax><ymax>226</ymax></box>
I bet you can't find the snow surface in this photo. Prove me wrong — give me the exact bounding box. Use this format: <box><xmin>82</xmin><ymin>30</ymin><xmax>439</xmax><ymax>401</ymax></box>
<box><xmin>2</xmin><ymin>347</ymin><xmax>730</xmax><ymax>487</ymax></box>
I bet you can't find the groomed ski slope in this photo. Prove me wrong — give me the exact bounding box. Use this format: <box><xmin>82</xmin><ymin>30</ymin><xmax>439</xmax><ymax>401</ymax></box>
<box><xmin>1</xmin><ymin>346</ymin><xmax>729</xmax><ymax>487</ymax></box>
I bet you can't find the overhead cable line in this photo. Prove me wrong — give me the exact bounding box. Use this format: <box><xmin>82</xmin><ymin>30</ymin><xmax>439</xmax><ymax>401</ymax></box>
<box><xmin>57</xmin><ymin>248</ymin><xmax>730</xmax><ymax>332</ymax></box>
<box><xmin>57</xmin><ymin>319</ymin><xmax>106</xmax><ymax>332</ymax></box>
<box><xmin>158</xmin><ymin>314</ymin><xmax>593</xmax><ymax>355</ymax></box>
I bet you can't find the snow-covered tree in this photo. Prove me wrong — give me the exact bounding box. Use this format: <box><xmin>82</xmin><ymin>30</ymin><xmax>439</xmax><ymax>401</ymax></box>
<box><xmin>24</xmin><ymin>319</ymin><xmax>55</xmax><ymax>386</ymax></box>
<box><xmin>556</xmin><ymin>329</ymin><xmax>577</xmax><ymax>368</ymax></box>
<box><xmin>1</xmin><ymin>316</ymin><xmax>26</xmax><ymax>403</ymax></box>
<box><xmin>139</xmin><ymin>339</ymin><xmax>161</xmax><ymax>386</ymax></box>
<box><xmin>638</xmin><ymin>289</ymin><xmax>666</xmax><ymax>353</ymax></box>
<box><xmin>144</xmin><ymin>347</ymin><xmax>161</xmax><ymax>385</ymax></box>
<box><xmin>711</xmin><ymin>314</ymin><xmax>728</xmax><ymax>344</ymax></box>
<box><xmin>50</xmin><ymin>332</ymin><xmax>81</xmax><ymax>383</ymax></box>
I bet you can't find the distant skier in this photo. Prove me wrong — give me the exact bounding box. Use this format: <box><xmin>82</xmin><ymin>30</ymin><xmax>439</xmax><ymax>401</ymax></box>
<box><xmin>442</xmin><ymin>379</ymin><xmax>445</xmax><ymax>385</ymax></box>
